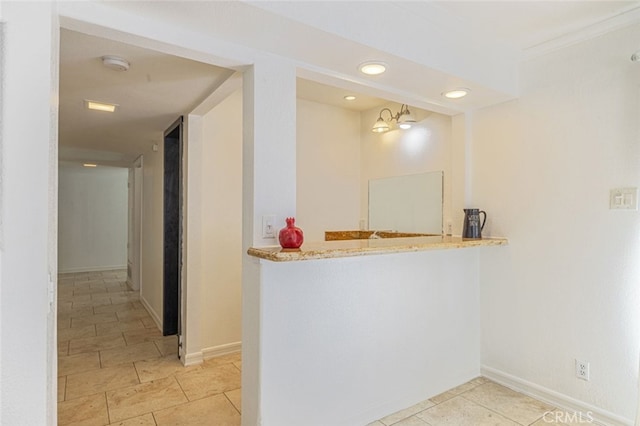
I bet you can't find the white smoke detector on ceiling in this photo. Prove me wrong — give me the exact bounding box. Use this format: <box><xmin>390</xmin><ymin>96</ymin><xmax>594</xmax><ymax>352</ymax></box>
<box><xmin>102</xmin><ymin>55</ymin><xmax>130</xmax><ymax>71</ymax></box>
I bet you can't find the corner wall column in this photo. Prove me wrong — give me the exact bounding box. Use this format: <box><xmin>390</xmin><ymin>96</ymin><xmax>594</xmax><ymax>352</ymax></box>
<box><xmin>241</xmin><ymin>57</ymin><xmax>297</xmax><ymax>426</ymax></box>
<box><xmin>0</xmin><ymin>2</ymin><xmax>59</xmax><ymax>424</ymax></box>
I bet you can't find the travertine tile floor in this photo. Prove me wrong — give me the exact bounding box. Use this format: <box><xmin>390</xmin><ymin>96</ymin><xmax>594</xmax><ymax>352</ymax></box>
<box><xmin>58</xmin><ymin>270</ymin><xmax>565</xmax><ymax>426</ymax></box>
<box><xmin>57</xmin><ymin>270</ymin><xmax>241</xmax><ymax>425</ymax></box>
<box><xmin>370</xmin><ymin>377</ymin><xmax>575</xmax><ymax>426</ymax></box>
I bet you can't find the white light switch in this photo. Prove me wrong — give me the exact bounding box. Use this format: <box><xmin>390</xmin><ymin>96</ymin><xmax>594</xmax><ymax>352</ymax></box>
<box><xmin>262</xmin><ymin>215</ymin><xmax>277</xmax><ymax>238</ymax></box>
<box><xmin>610</xmin><ymin>187</ymin><xmax>638</xmax><ymax>210</ymax></box>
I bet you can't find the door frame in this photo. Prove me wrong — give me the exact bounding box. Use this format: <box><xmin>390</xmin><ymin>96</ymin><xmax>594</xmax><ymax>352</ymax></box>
<box><xmin>127</xmin><ymin>155</ymin><xmax>143</xmax><ymax>291</ymax></box>
<box><xmin>163</xmin><ymin>117</ymin><xmax>184</xmax><ymax>337</ymax></box>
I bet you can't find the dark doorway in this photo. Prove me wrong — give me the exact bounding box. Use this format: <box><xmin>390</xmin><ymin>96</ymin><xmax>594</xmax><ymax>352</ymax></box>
<box><xmin>163</xmin><ymin>117</ymin><xmax>183</xmax><ymax>337</ymax></box>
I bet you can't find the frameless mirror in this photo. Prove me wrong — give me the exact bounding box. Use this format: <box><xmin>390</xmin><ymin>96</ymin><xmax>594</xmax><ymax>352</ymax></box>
<box><xmin>368</xmin><ymin>171</ymin><xmax>443</xmax><ymax>234</ymax></box>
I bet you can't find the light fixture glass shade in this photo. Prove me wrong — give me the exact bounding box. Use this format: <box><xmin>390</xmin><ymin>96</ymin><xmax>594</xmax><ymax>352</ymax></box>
<box><xmin>372</xmin><ymin>118</ymin><xmax>390</xmax><ymax>133</ymax></box>
<box><xmin>398</xmin><ymin>111</ymin><xmax>416</xmax><ymax>129</ymax></box>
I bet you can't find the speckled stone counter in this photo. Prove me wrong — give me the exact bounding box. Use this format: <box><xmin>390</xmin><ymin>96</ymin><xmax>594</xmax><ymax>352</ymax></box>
<box><xmin>324</xmin><ymin>230</ymin><xmax>438</xmax><ymax>240</ymax></box>
<box><xmin>248</xmin><ymin>235</ymin><xmax>508</xmax><ymax>262</ymax></box>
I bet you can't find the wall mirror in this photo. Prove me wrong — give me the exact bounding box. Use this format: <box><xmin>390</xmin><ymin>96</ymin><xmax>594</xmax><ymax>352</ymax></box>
<box><xmin>368</xmin><ymin>171</ymin><xmax>443</xmax><ymax>234</ymax></box>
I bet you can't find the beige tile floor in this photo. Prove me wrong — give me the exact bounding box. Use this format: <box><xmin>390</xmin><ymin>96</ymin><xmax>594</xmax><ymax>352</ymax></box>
<box><xmin>57</xmin><ymin>270</ymin><xmax>241</xmax><ymax>425</ymax></box>
<box><xmin>58</xmin><ymin>270</ymin><xmax>564</xmax><ymax>426</ymax></box>
<box><xmin>370</xmin><ymin>378</ymin><xmax>577</xmax><ymax>426</ymax></box>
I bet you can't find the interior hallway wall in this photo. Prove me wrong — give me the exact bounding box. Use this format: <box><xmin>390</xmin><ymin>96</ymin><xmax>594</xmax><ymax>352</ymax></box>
<box><xmin>199</xmin><ymin>89</ymin><xmax>243</xmax><ymax>353</ymax></box>
<box><xmin>473</xmin><ymin>23</ymin><xmax>640</xmax><ymax>422</ymax></box>
<box><xmin>140</xmin><ymin>143</ymin><xmax>164</xmax><ymax>326</ymax></box>
<box><xmin>139</xmin><ymin>90</ymin><xmax>245</xmax><ymax>351</ymax></box>
<box><xmin>58</xmin><ymin>165</ymin><xmax>128</xmax><ymax>273</ymax></box>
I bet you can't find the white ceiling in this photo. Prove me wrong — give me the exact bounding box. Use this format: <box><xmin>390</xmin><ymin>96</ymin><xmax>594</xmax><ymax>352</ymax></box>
<box><xmin>58</xmin><ymin>29</ymin><xmax>234</xmax><ymax>165</ymax></box>
<box><xmin>58</xmin><ymin>1</ymin><xmax>640</xmax><ymax>166</ymax></box>
<box><xmin>429</xmin><ymin>1</ymin><xmax>640</xmax><ymax>52</ymax></box>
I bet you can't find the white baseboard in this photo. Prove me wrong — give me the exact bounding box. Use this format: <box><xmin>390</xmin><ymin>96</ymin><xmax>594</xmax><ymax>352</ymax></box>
<box><xmin>58</xmin><ymin>265</ymin><xmax>127</xmax><ymax>274</ymax></box>
<box><xmin>481</xmin><ymin>365</ymin><xmax>633</xmax><ymax>426</ymax></box>
<box><xmin>203</xmin><ymin>342</ymin><xmax>241</xmax><ymax>360</ymax></box>
<box><xmin>183</xmin><ymin>342</ymin><xmax>242</xmax><ymax>367</ymax></box>
<box><xmin>139</xmin><ymin>296</ymin><xmax>162</xmax><ymax>331</ymax></box>
<box><xmin>183</xmin><ymin>352</ymin><xmax>204</xmax><ymax>367</ymax></box>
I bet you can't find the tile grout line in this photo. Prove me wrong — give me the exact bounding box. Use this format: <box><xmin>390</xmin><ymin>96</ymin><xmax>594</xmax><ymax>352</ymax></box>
<box><xmin>98</xmin><ymin>348</ymin><xmax>104</xmax><ymax>369</ymax></box>
<box><xmin>103</xmin><ymin>391</ymin><xmax>112</xmax><ymax>425</ymax></box>
<box><xmin>173</xmin><ymin>370</ymin><xmax>192</xmax><ymax>403</ymax></box>
<box><xmin>224</xmin><ymin>389</ymin><xmax>242</xmax><ymax>416</ymax></box>
<box><xmin>132</xmin><ymin>359</ymin><xmax>142</xmax><ymax>385</ymax></box>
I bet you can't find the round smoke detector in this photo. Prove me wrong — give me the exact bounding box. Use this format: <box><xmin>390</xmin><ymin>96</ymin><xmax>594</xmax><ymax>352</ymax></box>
<box><xmin>102</xmin><ymin>55</ymin><xmax>130</xmax><ymax>71</ymax></box>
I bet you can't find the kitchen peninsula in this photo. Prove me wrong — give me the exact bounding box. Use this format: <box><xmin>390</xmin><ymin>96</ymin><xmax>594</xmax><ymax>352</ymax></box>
<box><xmin>246</xmin><ymin>234</ymin><xmax>508</xmax><ymax>426</ymax></box>
<box><xmin>249</xmin><ymin>234</ymin><xmax>507</xmax><ymax>262</ymax></box>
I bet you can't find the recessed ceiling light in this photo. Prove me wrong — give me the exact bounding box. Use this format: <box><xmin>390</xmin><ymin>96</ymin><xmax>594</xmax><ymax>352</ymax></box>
<box><xmin>85</xmin><ymin>100</ymin><xmax>118</xmax><ymax>113</ymax></box>
<box><xmin>344</xmin><ymin>95</ymin><xmax>356</xmax><ymax>101</ymax></box>
<box><xmin>442</xmin><ymin>88</ymin><xmax>470</xmax><ymax>99</ymax></box>
<box><xmin>83</xmin><ymin>163</ymin><xmax>97</xmax><ymax>168</ymax></box>
<box><xmin>359</xmin><ymin>61</ymin><xmax>387</xmax><ymax>76</ymax></box>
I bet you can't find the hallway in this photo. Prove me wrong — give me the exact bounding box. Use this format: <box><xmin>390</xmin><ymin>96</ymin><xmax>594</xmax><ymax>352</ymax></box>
<box><xmin>57</xmin><ymin>270</ymin><xmax>242</xmax><ymax>425</ymax></box>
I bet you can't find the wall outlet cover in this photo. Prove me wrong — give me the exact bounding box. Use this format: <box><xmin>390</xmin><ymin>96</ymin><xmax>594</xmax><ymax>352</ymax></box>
<box><xmin>575</xmin><ymin>359</ymin><xmax>590</xmax><ymax>381</ymax></box>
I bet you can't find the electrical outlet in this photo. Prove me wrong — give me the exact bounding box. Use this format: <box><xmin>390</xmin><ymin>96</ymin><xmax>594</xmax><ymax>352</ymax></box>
<box><xmin>575</xmin><ymin>359</ymin><xmax>590</xmax><ymax>381</ymax></box>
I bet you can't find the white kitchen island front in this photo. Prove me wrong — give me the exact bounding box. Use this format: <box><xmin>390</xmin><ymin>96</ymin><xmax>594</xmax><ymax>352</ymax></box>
<box><xmin>243</xmin><ymin>238</ymin><xmax>507</xmax><ymax>426</ymax></box>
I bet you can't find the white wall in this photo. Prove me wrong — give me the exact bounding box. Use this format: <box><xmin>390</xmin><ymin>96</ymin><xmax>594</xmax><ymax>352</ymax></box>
<box><xmin>259</xmin><ymin>249</ymin><xmax>482</xmax><ymax>425</ymax></box>
<box><xmin>0</xmin><ymin>3</ymin><xmax>58</xmax><ymax>424</ymax></box>
<box><xmin>473</xmin><ymin>24</ymin><xmax>640</xmax><ymax>423</ymax></box>
<box><xmin>140</xmin><ymin>144</ymin><xmax>164</xmax><ymax>326</ymax></box>
<box><xmin>199</xmin><ymin>89</ymin><xmax>243</xmax><ymax>352</ymax></box>
<box><xmin>241</xmin><ymin>59</ymin><xmax>298</xmax><ymax>426</ymax></box>
<box><xmin>296</xmin><ymin>99</ymin><xmax>361</xmax><ymax>241</ymax></box>
<box><xmin>296</xmin><ymin>100</ymin><xmax>453</xmax><ymax>240</ymax></box>
<box><xmin>360</xmin><ymin>103</ymin><xmax>453</xmax><ymax>232</ymax></box>
<box><xmin>58</xmin><ymin>165</ymin><xmax>128</xmax><ymax>273</ymax></box>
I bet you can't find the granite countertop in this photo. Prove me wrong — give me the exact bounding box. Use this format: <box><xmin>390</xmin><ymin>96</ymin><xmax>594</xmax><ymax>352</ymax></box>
<box><xmin>324</xmin><ymin>230</ymin><xmax>438</xmax><ymax>240</ymax></box>
<box><xmin>248</xmin><ymin>235</ymin><xmax>508</xmax><ymax>262</ymax></box>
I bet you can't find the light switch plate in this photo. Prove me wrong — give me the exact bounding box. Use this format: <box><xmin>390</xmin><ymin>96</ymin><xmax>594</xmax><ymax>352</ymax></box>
<box><xmin>262</xmin><ymin>215</ymin><xmax>276</xmax><ymax>238</ymax></box>
<box><xmin>610</xmin><ymin>187</ymin><xmax>638</xmax><ymax>210</ymax></box>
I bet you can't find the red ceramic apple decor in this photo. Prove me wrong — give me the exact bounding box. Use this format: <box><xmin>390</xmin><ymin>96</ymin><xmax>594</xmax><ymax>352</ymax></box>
<box><xmin>279</xmin><ymin>217</ymin><xmax>304</xmax><ymax>249</ymax></box>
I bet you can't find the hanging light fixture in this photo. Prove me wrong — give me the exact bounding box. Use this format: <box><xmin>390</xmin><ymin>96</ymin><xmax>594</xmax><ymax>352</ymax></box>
<box><xmin>371</xmin><ymin>104</ymin><xmax>416</xmax><ymax>133</ymax></box>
